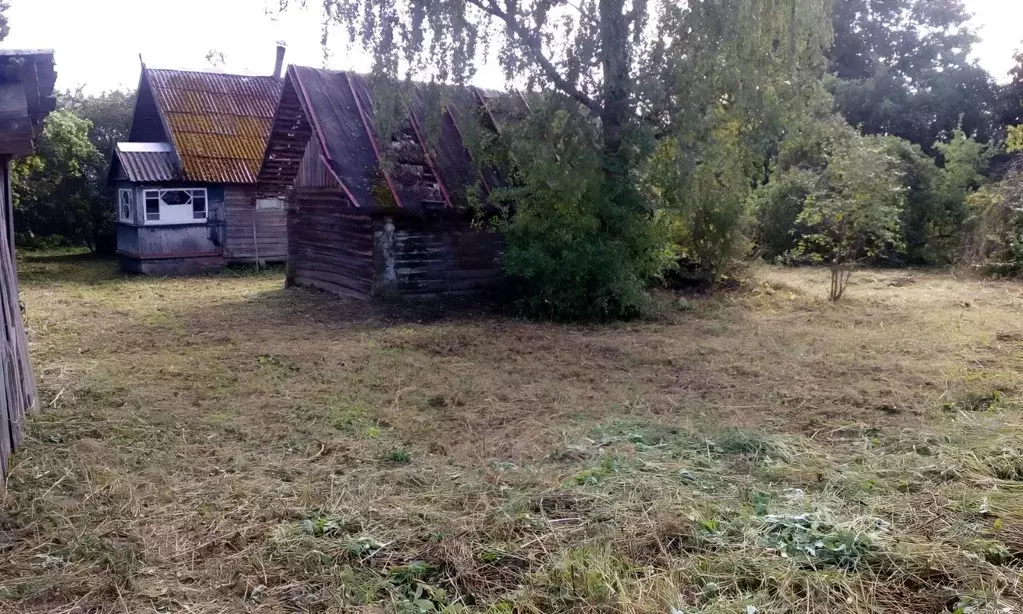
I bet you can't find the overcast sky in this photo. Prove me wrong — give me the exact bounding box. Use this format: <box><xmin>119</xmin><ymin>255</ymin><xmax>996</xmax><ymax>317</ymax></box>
<box><xmin>4</xmin><ymin>0</ymin><xmax>1022</xmax><ymax>93</ymax></box>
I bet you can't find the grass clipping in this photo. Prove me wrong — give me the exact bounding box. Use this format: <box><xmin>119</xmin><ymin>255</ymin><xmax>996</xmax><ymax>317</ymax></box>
<box><xmin>1</xmin><ymin>253</ymin><xmax>1023</xmax><ymax>613</ymax></box>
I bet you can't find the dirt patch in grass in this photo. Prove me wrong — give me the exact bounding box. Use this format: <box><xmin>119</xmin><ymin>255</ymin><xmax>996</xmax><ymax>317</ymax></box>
<box><xmin>2</xmin><ymin>255</ymin><xmax>1023</xmax><ymax>613</ymax></box>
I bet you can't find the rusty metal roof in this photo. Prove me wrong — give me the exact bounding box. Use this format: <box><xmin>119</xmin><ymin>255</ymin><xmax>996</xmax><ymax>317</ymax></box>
<box><xmin>114</xmin><ymin>142</ymin><xmax>179</xmax><ymax>182</ymax></box>
<box><xmin>146</xmin><ymin>68</ymin><xmax>281</xmax><ymax>184</ymax></box>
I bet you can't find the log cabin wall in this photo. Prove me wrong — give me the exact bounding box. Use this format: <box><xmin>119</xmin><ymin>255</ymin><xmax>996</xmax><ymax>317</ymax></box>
<box><xmin>373</xmin><ymin>214</ymin><xmax>504</xmax><ymax>298</ymax></box>
<box><xmin>287</xmin><ymin>192</ymin><xmax>503</xmax><ymax>300</ymax></box>
<box><xmin>287</xmin><ymin>188</ymin><xmax>375</xmax><ymax>298</ymax></box>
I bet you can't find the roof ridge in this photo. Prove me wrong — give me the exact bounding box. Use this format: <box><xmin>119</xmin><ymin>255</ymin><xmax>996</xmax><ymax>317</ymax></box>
<box><xmin>147</xmin><ymin>67</ymin><xmax>278</xmax><ymax>79</ymax></box>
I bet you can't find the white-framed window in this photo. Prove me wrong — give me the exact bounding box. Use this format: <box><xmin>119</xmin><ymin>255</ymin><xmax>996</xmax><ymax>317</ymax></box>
<box><xmin>142</xmin><ymin>188</ymin><xmax>208</xmax><ymax>225</ymax></box>
<box><xmin>256</xmin><ymin>198</ymin><xmax>284</xmax><ymax>210</ymax></box>
<box><xmin>118</xmin><ymin>189</ymin><xmax>134</xmax><ymax>223</ymax></box>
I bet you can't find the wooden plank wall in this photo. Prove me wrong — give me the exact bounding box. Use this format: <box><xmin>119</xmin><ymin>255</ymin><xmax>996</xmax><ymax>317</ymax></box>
<box><xmin>127</xmin><ymin>76</ymin><xmax>169</xmax><ymax>143</ymax></box>
<box><xmin>0</xmin><ymin>156</ymin><xmax>37</xmax><ymax>483</ymax></box>
<box><xmin>298</xmin><ymin>136</ymin><xmax>340</xmax><ymax>189</ymax></box>
<box><xmin>383</xmin><ymin>215</ymin><xmax>504</xmax><ymax>298</ymax></box>
<box><xmin>224</xmin><ymin>185</ymin><xmax>287</xmax><ymax>262</ymax></box>
<box><xmin>289</xmin><ymin>188</ymin><xmax>374</xmax><ymax>298</ymax></box>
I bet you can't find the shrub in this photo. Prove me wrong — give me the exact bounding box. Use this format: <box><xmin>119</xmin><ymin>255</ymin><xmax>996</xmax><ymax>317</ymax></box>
<box><xmin>961</xmin><ymin>166</ymin><xmax>1023</xmax><ymax>272</ymax></box>
<box><xmin>754</xmin><ymin>116</ymin><xmax>905</xmax><ymax>300</ymax></box>
<box><xmin>491</xmin><ymin>102</ymin><xmax>669</xmax><ymax>321</ymax></box>
<box><xmin>648</xmin><ymin>113</ymin><xmax>755</xmax><ymax>283</ymax></box>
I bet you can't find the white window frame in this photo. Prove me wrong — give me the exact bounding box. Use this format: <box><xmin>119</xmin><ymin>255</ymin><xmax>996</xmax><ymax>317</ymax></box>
<box><xmin>142</xmin><ymin>188</ymin><xmax>209</xmax><ymax>225</ymax></box>
<box><xmin>118</xmin><ymin>189</ymin><xmax>134</xmax><ymax>223</ymax></box>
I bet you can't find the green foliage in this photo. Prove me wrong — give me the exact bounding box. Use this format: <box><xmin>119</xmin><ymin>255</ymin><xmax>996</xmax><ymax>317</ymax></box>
<box><xmin>384</xmin><ymin>448</ymin><xmax>412</xmax><ymax>463</ymax></box>
<box><xmin>298</xmin><ymin>515</ymin><xmax>350</xmax><ymax>537</ymax></box>
<box><xmin>59</xmin><ymin>88</ymin><xmax>136</xmax><ymax>160</ymax></box>
<box><xmin>642</xmin><ymin>0</ymin><xmax>833</xmax><ymax>283</ymax></box>
<box><xmin>754</xmin><ymin>112</ymin><xmax>856</xmax><ymax>261</ymax></box>
<box><xmin>12</xmin><ymin>90</ymin><xmax>134</xmax><ymax>253</ymax></box>
<box><xmin>879</xmin><ymin>137</ymin><xmax>941</xmax><ymax>263</ymax></box>
<box><xmin>710</xmin><ymin>430</ymin><xmax>787</xmax><ymax>460</ymax></box>
<box><xmin>1000</xmin><ymin>50</ymin><xmax>1023</xmax><ymax>129</ymax></box>
<box><xmin>537</xmin><ymin>547</ymin><xmax>632</xmax><ymax>609</ymax></box>
<box><xmin>927</xmin><ymin>130</ymin><xmax>994</xmax><ymax>261</ymax></box>
<box><xmin>961</xmin><ymin>168</ymin><xmax>1023</xmax><ymax>270</ymax></box>
<box><xmin>1008</xmin><ymin>126</ymin><xmax>1023</xmax><ymax>153</ymax></box>
<box><xmin>648</xmin><ymin>114</ymin><xmax>754</xmax><ymax>282</ymax></box>
<box><xmin>0</xmin><ymin>1</ymin><xmax>8</xmax><ymax>42</ymax></box>
<box><xmin>934</xmin><ymin>130</ymin><xmax>992</xmax><ymax>208</ymax></box>
<box><xmin>493</xmin><ymin>103</ymin><xmax>668</xmax><ymax>321</ymax></box>
<box><xmin>754</xmin><ymin>114</ymin><xmax>906</xmax><ymax>299</ymax></box>
<box><xmin>296</xmin><ymin>0</ymin><xmax>832</xmax><ymax>317</ymax></box>
<box><xmin>571</xmin><ymin>455</ymin><xmax>622</xmax><ymax>486</ymax></box>
<box><xmin>943</xmin><ymin>390</ymin><xmax>1005</xmax><ymax>414</ymax></box>
<box><xmin>828</xmin><ymin>0</ymin><xmax>997</xmax><ymax>150</ymax></box>
<box><xmin>12</xmin><ymin>110</ymin><xmax>107</xmax><ymax>250</ymax></box>
<box><xmin>387</xmin><ymin>562</ymin><xmax>456</xmax><ymax>613</ymax></box>
<box><xmin>792</xmin><ymin>134</ymin><xmax>905</xmax><ymax>299</ymax></box>
<box><xmin>761</xmin><ymin>514</ymin><xmax>875</xmax><ymax>569</ymax></box>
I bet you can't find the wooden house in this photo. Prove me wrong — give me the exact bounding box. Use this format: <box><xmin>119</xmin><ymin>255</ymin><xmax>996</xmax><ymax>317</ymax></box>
<box><xmin>256</xmin><ymin>65</ymin><xmax>509</xmax><ymax>299</ymax></box>
<box><xmin>111</xmin><ymin>48</ymin><xmax>289</xmax><ymax>275</ymax></box>
<box><xmin>0</xmin><ymin>49</ymin><xmax>54</xmax><ymax>481</ymax></box>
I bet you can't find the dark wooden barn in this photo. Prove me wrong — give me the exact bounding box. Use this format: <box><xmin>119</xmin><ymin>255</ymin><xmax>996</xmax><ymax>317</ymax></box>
<box><xmin>112</xmin><ymin>49</ymin><xmax>289</xmax><ymax>275</ymax></box>
<box><xmin>0</xmin><ymin>49</ymin><xmax>54</xmax><ymax>481</ymax></box>
<box><xmin>256</xmin><ymin>66</ymin><xmax>508</xmax><ymax>299</ymax></box>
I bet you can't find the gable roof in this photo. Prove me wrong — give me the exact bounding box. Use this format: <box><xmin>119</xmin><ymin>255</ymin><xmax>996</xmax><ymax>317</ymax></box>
<box><xmin>258</xmin><ymin>65</ymin><xmax>517</xmax><ymax>213</ymax></box>
<box><xmin>130</xmin><ymin>68</ymin><xmax>281</xmax><ymax>184</ymax></box>
<box><xmin>112</xmin><ymin>142</ymin><xmax>178</xmax><ymax>183</ymax></box>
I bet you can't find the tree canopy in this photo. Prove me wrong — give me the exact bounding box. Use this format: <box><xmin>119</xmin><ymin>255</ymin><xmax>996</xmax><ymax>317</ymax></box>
<box><xmin>12</xmin><ymin>89</ymin><xmax>135</xmax><ymax>252</ymax></box>
<box><xmin>828</xmin><ymin>0</ymin><xmax>998</xmax><ymax>149</ymax></box>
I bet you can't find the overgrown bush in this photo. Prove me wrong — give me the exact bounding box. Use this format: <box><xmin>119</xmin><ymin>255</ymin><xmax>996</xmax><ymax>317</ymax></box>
<box><xmin>753</xmin><ymin>115</ymin><xmax>906</xmax><ymax>300</ymax></box>
<box><xmin>880</xmin><ymin>137</ymin><xmax>942</xmax><ymax>263</ymax></box>
<box><xmin>961</xmin><ymin>166</ymin><xmax>1023</xmax><ymax>273</ymax></box>
<box><xmin>647</xmin><ymin>111</ymin><xmax>755</xmax><ymax>284</ymax></box>
<box><xmin>754</xmin><ymin>114</ymin><xmax>855</xmax><ymax>262</ymax></box>
<box><xmin>491</xmin><ymin>103</ymin><xmax>670</xmax><ymax>321</ymax></box>
<box><xmin>12</xmin><ymin>110</ymin><xmax>114</xmax><ymax>252</ymax></box>
<box><xmin>930</xmin><ymin>129</ymin><xmax>994</xmax><ymax>262</ymax></box>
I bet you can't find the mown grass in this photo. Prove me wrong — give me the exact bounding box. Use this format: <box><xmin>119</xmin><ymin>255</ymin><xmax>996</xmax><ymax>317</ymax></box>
<box><xmin>2</xmin><ymin>252</ymin><xmax>1023</xmax><ymax>613</ymax></box>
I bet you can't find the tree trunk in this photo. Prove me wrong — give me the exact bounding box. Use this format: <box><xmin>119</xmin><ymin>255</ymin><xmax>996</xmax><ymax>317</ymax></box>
<box><xmin>598</xmin><ymin>0</ymin><xmax>633</xmax><ymax>205</ymax></box>
<box><xmin>830</xmin><ymin>261</ymin><xmax>853</xmax><ymax>301</ymax></box>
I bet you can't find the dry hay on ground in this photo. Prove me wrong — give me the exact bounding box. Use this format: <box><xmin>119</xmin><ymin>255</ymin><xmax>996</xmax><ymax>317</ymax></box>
<box><xmin>2</xmin><ymin>254</ymin><xmax>1023</xmax><ymax>613</ymax></box>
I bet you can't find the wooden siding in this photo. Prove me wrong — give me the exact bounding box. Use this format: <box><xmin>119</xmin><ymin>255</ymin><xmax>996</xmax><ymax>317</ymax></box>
<box><xmin>378</xmin><ymin>215</ymin><xmax>504</xmax><ymax>298</ymax></box>
<box><xmin>127</xmin><ymin>76</ymin><xmax>169</xmax><ymax>143</ymax></box>
<box><xmin>257</xmin><ymin>74</ymin><xmax>312</xmax><ymax>196</ymax></box>
<box><xmin>224</xmin><ymin>185</ymin><xmax>287</xmax><ymax>262</ymax></box>
<box><xmin>117</xmin><ymin>223</ymin><xmax>223</xmax><ymax>258</ymax></box>
<box><xmin>0</xmin><ymin>156</ymin><xmax>38</xmax><ymax>482</ymax></box>
<box><xmin>297</xmin><ymin>136</ymin><xmax>340</xmax><ymax>189</ymax></box>
<box><xmin>289</xmin><ymin>188</ymin><xmax>374</xmax><ymax>298</ymax></box>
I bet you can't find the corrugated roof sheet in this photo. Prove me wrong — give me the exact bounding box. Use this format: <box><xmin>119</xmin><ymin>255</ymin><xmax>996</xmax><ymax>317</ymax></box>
<box><xmin>114</xmin><ymin>142</ymin><xmax>179</xmax><ymax>182</ymax></box>
<box><xmin>147</xmin><ymin>69</ymin><xmax>281</xmax><ymax>184</ymax></box>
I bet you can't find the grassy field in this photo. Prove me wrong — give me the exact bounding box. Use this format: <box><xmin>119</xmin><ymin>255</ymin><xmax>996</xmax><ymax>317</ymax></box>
<box><xmin>2</xmin><ymin>251</ymin><xmax>1023</xmax><ymax>613</ymax></box>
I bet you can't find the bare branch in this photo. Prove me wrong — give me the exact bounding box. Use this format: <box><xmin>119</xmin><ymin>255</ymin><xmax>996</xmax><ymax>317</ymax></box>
<box><xmin>464</xmin><ymin>0</ymin><xmax>600</xmax><ymax>113</ymax></box>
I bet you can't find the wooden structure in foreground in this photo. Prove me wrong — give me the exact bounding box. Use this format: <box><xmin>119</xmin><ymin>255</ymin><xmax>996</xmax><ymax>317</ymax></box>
<box><xmin>257</xmin><ymin>66</ymin><xmax>515</xmax><ymax>299</ymax></box>
<box><xmin>0</xmin><ymin>50</ymin><xmax>55</xmax><ymax>482</ymax></box>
